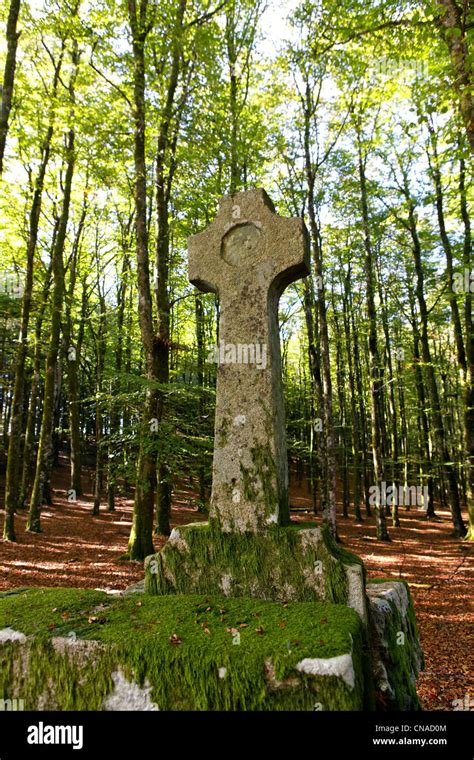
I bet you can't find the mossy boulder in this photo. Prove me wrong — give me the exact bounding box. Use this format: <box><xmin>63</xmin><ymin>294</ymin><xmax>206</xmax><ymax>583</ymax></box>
<box><xmin>0</xmin><ymin>588</ymin><xmax>370</xmax><ymax>711</ymax></box>
<box><xmin>367</xmin><ymin>580</ymin><xmax>424</xmax><ymax>710</ymax></box>
<box><xmin>144</xmin><ymin>521</ymin><xmax>368</xmax><ymax>622</ymax></box>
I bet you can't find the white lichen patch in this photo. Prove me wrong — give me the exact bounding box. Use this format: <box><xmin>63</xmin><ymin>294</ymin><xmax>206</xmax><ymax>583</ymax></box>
<box><xmin>302</xmin><ymin>565</ymin><xmax>324</xmax><ymax>594</ymax></box>
<box><xmin>0</xmin><ymin>628</ymin><xmax>26</xmax><ymax>643</ymax></box>
<box><xmin>298</xmin><ymin>527</ymin><xmax>323</xmax><ymax>551</ymax></box>
<box><xmin>295</xmin><ymin>653</ymin><xmax>355</xmax><ymax>689</ymax></box>
<box><xmin>168</xmin><ymin>528</ymin><xmax>189</xmax><ymax>554</ymax></box>
<box><xmin>102</xmin><ymin>670</ymin><xmax>159</xmax><ymax>711</ymax></box>
<box><xmin>220</xmin><ymin>574</ymin><xmax>233</xmax><ymax>595</ymax></box>
<box><xmin>345</xmin><ymin>563</ymin><xmax>368</xmax><ymax>624</ymax></box>
<box><xmin>381</xmin><ymin>582</ymin><xmax>409</xmax><ymax>617</ymax></box>
<box><xmin>51</xmin><ymin>637</ymin><xmax>102</xmax><ymax>655</ymax></box>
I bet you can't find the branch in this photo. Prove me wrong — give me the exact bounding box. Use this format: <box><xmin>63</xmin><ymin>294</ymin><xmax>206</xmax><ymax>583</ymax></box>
<box><xmin>186</xmin><ymin>0</ymin><xmax>229</xmax><ymax>29</ymax></box>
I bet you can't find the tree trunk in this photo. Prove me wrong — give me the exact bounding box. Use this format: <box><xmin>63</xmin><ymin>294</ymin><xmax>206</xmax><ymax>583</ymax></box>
<box><xmin>303</xmin><ymin>82</ymin><xmax>337</xmax><ymax>537</ymax></box>
<box><xmin>3</xmin><ymin>46</ymin><xmax>65</xmax><ymax>540</ymax></box>
<box><xmin>195</xmin><ymin>293</ymin><xmax>207</xmax><ymax>512</ymax></box>
<box><xmin>153</xmin><ymin>0</ymin><xmax>187</xmax><ymax>537</ymax></box>
<box><xmin>0</xmin><ymin>0</ymin><xmax>21</xmax><ymax>175</ymax></box>
<box><xmin>63</xmin><ymin>195</ymin><xmax>87</xmax><ymax>498</ymax></box>
<box><xmin>342</xmin><ymin>268</ymin><xmax>363</xmax><ymax>521</ymax></box>
<box><xmin>27</xmin><ymin>49</ymin><xmax>78</xmax><ymax>532</ymax></box>
<box><xmin>357</xmin><ymin>130</ymin><xmax>390</xmax><ymax>541</ymax></box>
<box><xmin>18</xmin><ymin>260</ymin><xmax>53</xmax><ymax>508</ymax></box>
<box><xmin>403</xmin><ymin>177</ymin><xmax>466</xmax><ymax>536</ymax></box>
<box><xmin>127</xmin><ymin>0</ymin><xmax>156</xmax><ymax>560</ymax></box>
<box><xmin>459</xmin><ymin>154</ymin><xmax>474</xmax><ymax>538</ymax></box>
<box><xmin>437</xmin><ymin>0</ymin><xmax>474</xmax><ymax>153</ymax></box>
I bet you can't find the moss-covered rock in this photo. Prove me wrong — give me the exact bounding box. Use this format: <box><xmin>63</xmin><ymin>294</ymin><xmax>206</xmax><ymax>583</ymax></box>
<box><xmin>367</xmin><ymin>580</ymin><xmax>424</xmax><ymax>710</ymax></box>
<box><xmin>144</xmin><ymin>521</ymin><xmax>367</xmax><ymax>622</ymax></box>
<box><xmin>0</xmin><ymin>588</ymin><xmax>369</xmax><ymax>711</ymax></box>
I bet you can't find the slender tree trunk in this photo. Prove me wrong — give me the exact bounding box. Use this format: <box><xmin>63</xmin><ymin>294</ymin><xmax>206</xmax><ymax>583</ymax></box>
<box><xmin>0</xmin><ymin>0</ymin><xmax>21</xmax><ymax>175</ymax></box>
<box><xmin>357</xmin><ymin>130</ymin><xmax>390</xmax><ymax>540</ymax></box>
<box><xmin>302</xmin><ymin>275</ymin><xmax>322</xmax><ymax>514</ymax></box>
<box><xmin>107</xmin><ymin>240</ymin><xmax>131</xmax><ymax>512</ymax></box>
<box><xmin>127</xmin><ymin>0</ymin><xmax>156</xmax><ymax>560</ymax></box>
<box><xmin>153</xmin><ymin>0</ymin><xmax>187</xmax><ymax>536</ymax></box>
<box><xmin>63</xmin><ymin>196</ymin><xmax>87</xmax><ymax>497</ymax></box>
<box><xmin>437</xmin><ymin>0</ymin><xmax>474</xmax><ymax>153</ymax></box>
<box><xmin>427</xmin><ymin>120</ymin><xmax>466</xmax><ymax>373</ymax></box>
<box><xmin>342</xmin><ymin>269</ymin><xmax>363</xmax><ymax>521</ymax></box>
<box><xmin>195</xmin><ymin>293</ymin><xmax>207</xmax><ymax>512</ymax></box>
<box><xmin>27</xmin><ymin>48</ymin><xmax>78</xmax><ymax>531</ymax></box>
<box><xmin>3</xmin><ymin>47</ymin><xmax>64</xmax><ymax>540</ymax></box>
<box><xmin>459</xmin><ymin>154</ymin><xmax>474</xmax><ymax>538</ymax></box>
<box><xmin>403</xmin><ymin>178</ymin><xmax>466</xmax><ymax>536</ymax></box>
<box><xmin>303</xmin><ymin>83</ymin><xmax>337</xmax><ymax>536</ymax></box>
<box><xmin>92</xmin><ymin>283</ymin><xmax>106</xmax><ymax>515</ymax></box>
<box><xmin>377</xmin><ymin>270</ymin><xmax>400</xmax><ymax>526</ymax></box>
<box><xmin>18</xmin><ymin>260</ymin><xmax>53</xmax><ymax>508</ymax></box>
<box><xmin>333</xmin><ymin>306</ymin><xmax>349</xmax><ymax>518</ymax></box>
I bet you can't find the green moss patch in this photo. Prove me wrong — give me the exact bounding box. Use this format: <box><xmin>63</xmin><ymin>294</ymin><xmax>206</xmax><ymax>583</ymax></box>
<box><xmin>0</xmin><ymin>588</ymin><xmax>367</xmax><ymax>711</ymax></box>
<box><xmin>145</xmin><ymin>522</ymin><xmax>359</xmax><ymax>605</ymax></box>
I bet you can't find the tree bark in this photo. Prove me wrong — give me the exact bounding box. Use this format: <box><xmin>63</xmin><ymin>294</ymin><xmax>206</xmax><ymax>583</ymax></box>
<box><xmin>0</xmin><ymin>0</ymin><xmax>21</xmax><ymax>175</ymax></box>
<box><xmin>437</xmin><ymin>0</ymin><xmax>474</xmax><ymax>153</ymax></box>
<box><xmin>27</xmin><ymin>46</ymin><xmax>78</xmax><ymax>532</ymax></box>
<box><xmin>303</xmin><ymin>82</ymin><xmax>337</xmax><ymax>537</ymax></box>
<box><xmin>3</xmin><ymin>45</ymin><xmax>65</xmax><ymax>540</ymax></box>
<box><xmin>127</xmin><ymin>0</ymin><xmax>156</xmax><ymax>559</ymax></box>
<box><xmin>459</xmin><ymin>154</ymin><xmax>474</xmax><ymax>538</ymax></box>
<box><xmin>403</xmin><ymin>176</ymin><xmax>466</xmax><ymax>536</ymax></box>
<box><xmin>18</xmin><ymin>259</ymin><xmax>53</xmax><ymax>509</ymax></box>
<box><xmin>357</xmin><ymin>129</ymin><xmax>390</xmax><ymax>541</ymax></box>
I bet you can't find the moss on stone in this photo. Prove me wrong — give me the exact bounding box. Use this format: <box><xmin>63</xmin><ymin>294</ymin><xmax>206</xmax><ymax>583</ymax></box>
<box><xmin>145</xmin><ymin>522</ymin><xmax>352</xmax><ymax>605</ymax></box>
<box><xmin>0</xmin><ymin>588</ymin><xmax>366</xmax><ymax>711</ymax></box>
<box><xmin>367</xmin><ymin>580</ymin><xmax>424</xmax><ymax>710</ymax></box>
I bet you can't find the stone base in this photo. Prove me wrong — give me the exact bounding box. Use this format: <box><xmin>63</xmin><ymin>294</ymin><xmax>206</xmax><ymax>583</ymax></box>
<box><xmin>144</xmin><ymin>522</ymin><xmax>368</xmax><ymax>622</ymax></box>
<box><xmin>0</xmin><ymin>582</ymin><xmax>423</xmax><ymax>711</ymax></box>
<box><xmin>1</xmin><ymin>588</ymin><xmax>369</xmax><ymax>711</ymax></box>
<box><xmin>367</xmin><ymin>580</ymin><xmax>424</xmax><ymax>710</ymax></box>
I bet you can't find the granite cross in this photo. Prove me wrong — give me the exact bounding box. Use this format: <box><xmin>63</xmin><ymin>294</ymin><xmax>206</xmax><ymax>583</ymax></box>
<box><xmin>189</xmin><ymin>189</ymin><xmax>310</xmax><ymax>532</ymax></box>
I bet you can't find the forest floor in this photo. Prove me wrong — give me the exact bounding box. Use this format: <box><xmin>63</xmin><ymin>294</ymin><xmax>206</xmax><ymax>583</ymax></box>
<box><xmin>0</xmin><ymin>458</ymin><xmax>472</xmax><ymax>711</ymax></box>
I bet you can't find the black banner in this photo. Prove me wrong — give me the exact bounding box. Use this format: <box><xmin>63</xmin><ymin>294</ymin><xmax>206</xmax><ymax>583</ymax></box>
<box><xmin>0</xmin><ymin>710</ymin><xmax>472</xmax><ymax>759</ymax></box>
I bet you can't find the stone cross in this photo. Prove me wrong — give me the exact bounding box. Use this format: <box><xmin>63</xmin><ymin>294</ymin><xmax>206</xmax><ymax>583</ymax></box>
<box><xmin>189</xmin><ymin>189</ymin><xmax>309</xmax><ymax>532</ymax></box>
